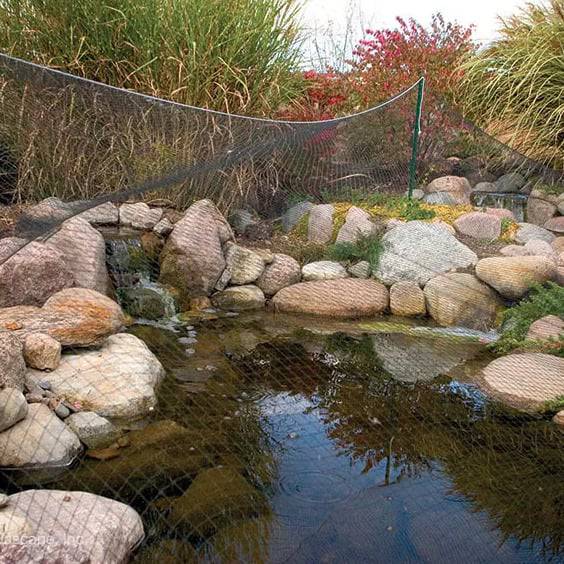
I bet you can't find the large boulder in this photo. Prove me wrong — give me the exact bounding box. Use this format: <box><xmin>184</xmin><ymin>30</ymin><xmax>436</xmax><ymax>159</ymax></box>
<box><xmin>307</xmin><ymin>204</ymin><xmax>334</xmax><ymax>243</ymax></box>
<box><xmin>160</xmin><ymin>199</ymin><xmax>233</xmax><ymax>300</ymax></box>
<box><xmin>224</xmin><ymin>243</ymin><xmax>265</xmax><ymax>285</ymax></box>
<box><xmin>211</xmin><ymin>285</ymin><xmax>265</xmax><ymax>311</ymax></box>
<box><xmin>424</xmin><ymin>273</ymin><xmax>502</xmax><ymax>330</ymax></box>
<box><xmin>0</xmin><ymin>404</ymin><xmax>81</xmax><ymax>468</ymax></box>
<box><xmin>0</xmin><ymin>288</ymin><xmax>125</xmax><ymax>347</ymax></box>
<box><xmin>453</xmin><ymin>212</ymin><xmax>501</xmax><ymax>240</ymax></box>
<box><xmin>372</xmin><ymin>221</ymin><xmax>478</xmax><ymax>286</ymax></box>
<box><xmin>335</xmin><ymin>206</ymin><xmax>376</xmax><ymax>243</ymax></box>
<box><xmin>26</xmin><ymin>333</ymin><xmax>165</xmax><ymax>421</ymax></box>
<box><xmin>0</xmin><ymin>388</ymin><xmax>27</xmax><ymax>433</ymax></box>
<box><xmin>0</xmin><ymin>332</ymin><xmax>26</xmax><ymax>390</ymax></box>
<box><xmin>120</xmin><ymin>202</ymin><xmax>163</xmax><ymax>229</ymax></box>
<box><xmin>425</xmin><ymin>176</ymin><xmax>471</xmax><ymax>205</ymax></box>
<box><xmin>46</xmin><ymin>217</ymin><xmax>109</xmax><ymax>294</ymax></box>
<box><xmin>514</xmin><ymin>222</ymin><xmax>555</xmax><ymax>244</ymax></box>
<box><xmin>389</xmin><ymin>280</ymin><xmax>426</xmax><ymax>317</ymax></box>
<box><xmin>0</xmin><ymin>238</ymin><xmax>73</xmax><ymax>308</ymax></box>
<box><xmin>481</xmin><ymin>353</ymin><xmax>564</xmax><ymax>410</ymax></box>
<box><xmin>282</xmin><ymin>201</ymin><xmax>314</xmax><ymax>233</ymax></box>
<box><xmin>302</xmin><ymin>261</ymin><xmax>348</xmax><ymax>281</ymax></box>
<box><xmin>23</xmin><ymin>333</ymin><xmax>61</xmax><ymax>371</ymax></box>
<box><xmin>0</xmin><ymin>490</ymin><xmax>144</xmax><ymax>563</ymax></box>
<box><xmin>256</xmin><ymin>254</ymin><xmax>301</xmax><ymax>296</ymax></box>
<box><xmin>527</xmin><ymin>197</ymin><xmax>557</xmax><ymax>226</ymax></box>
<box><xmin>475</xmin><ymin>256</ymin><xmax>557</xmax><ymax>299</ymax></box>
<box><xmin>272</xmin><ymin>279</ymin><xmax>388</xmax><ymax>318</ymax></box>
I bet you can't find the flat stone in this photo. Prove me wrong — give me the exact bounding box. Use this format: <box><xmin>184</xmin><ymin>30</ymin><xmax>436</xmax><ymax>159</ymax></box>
<box><xmin>79</xmin><ymin>202</ymin><xmax>119</xmax><ymax>225</ymax></box>
<box><xmin>453</xmin><ymin>212</ymin><xmax>501</xmax><ymax>240</ymax></box>
<box><xmin>481</xmin><ymin>353</ymin><xmax>564</xmax><ymax>410</ymax></box>
<box><xmin>423</xmin><ymin>192</ymin><xmax>459</xmax><ymax>205</ymax></box>
<box><xmin>26</xmin><ymin>333</ymin><xmax>165</xmax><ymax>421</ymax></box>
<box><xmin>23</xmin><ymin>333</ymin><xmax>61</xmax><ymax>371</ymax></box>
<box><xmin>0</xmin><ymin>238</ymin><xmax>73</xmax><ymax>308</ymax></box>
<box><xmin>0</xmin><ymin>332</ymin><xmax>26</xmax><ymax>390</ymax></box>
<box><xmin>66</xmin><ymin>412</ymin><xmax>120</xmax><ymax>449</ymax></box>
<box><xmin>120</xmin><ymin>202</ymin><xmax>163</xmax><ymax>229</ymax></box>
<box><xmin>256</xmin><ymin>254</ymin><xmax>301</xmax><ymax>296</ymax></box>
<box><xmin>302</xmin><ymin>261</ymin><xmax>348</xmax><ymax>281</ymax></box>
<box><xmin>153</xmin><ymin>217</ymin><xmax>174</xmax><ymax>236</ymax></box>
<box><xmin>389</xmin><ymin>280</ymin><xmax>426</xmax><ymax>317</ymax></box>
<box><xmin>272</xmin><ymin>279</ymin><xmax>388</xmax><ymax>318</ymax></box>
<box><xmin>46</xmin><ymin>217</ymin><xmax>110</xmax><ymax>294</ymax></box>
<box><xmin>0</xmin><ymin>490</ymin><xmax>143</xmax><ymax>562</ymax></box>
<box><xmin>544</xmin><ymin>216</ymin><xmax>564</xmax><ymax>234</ymax></box>
<box><xmin>0</xmin><ymin>288</ymin><xmax>125</xmax><ymax>347</ymax></box>
<box><xmin>526</xmin><ymin>315</ymin><xmax>564</xmax><ymax>342</ymax></box>
<box><xmin>224</xmin><ymin>243</ymin><xmax>265</xmax><ymax>285</ymax></box>
<box><xmin>211</xmin><ymin>285</ymin><xmax>265</xmax><ymax>311</ymax></box>
<box><xmin>515</xmin><ymin>223</ymin><xmax>555</xmax><ymax>244</ymax></box>
<box><xmin>424</xmin><ymin>273</ymin><xmax>502</xmax><ymax>330</ymax></box>
<box><xmin>0</xmin><ymin>404</ymin><xmax>81</xmax><ymax>468</ymax></box>
<box><xmin>475</xmin><ymin>256</ymin><xmax>557</xmax><ymax>299</ymax></box>
<box><xmin>308</xmin><ymin>204</ymin><xmax>334</xmax><ymax>243</ymax></box>
<box><xmin>373</xmin><ymin>221</ymin><xmax>478</xmax><ymax>286</ymax></box>
<box><xmin>0</xmin><ymin>388</ymin><xmax>28</xmax><ymax>433</ymax></box>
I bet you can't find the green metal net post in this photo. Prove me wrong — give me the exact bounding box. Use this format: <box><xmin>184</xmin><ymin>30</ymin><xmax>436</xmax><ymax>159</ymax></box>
<box><xmin>408</xmin><ymin>77</ymin><xmax>425</xmax><ymax>199</ymax></box>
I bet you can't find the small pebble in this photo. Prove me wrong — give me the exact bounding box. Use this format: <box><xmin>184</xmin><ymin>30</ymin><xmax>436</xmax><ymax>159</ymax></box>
<box><xmin>205</xmin><ymin>365</ymin><xmax>217</xmax><ymax>371</ymax></box>
<box><xmin>25</xmin><ymin>393</ymin><xmax>43</xmax><ymax>404</ymax></box>
<box><xmin>55</xmin><ymin>404</ymin><xmax>71</xmax><ymax>419</ymax></box>
<box><xmin>0</xmin><ymin>493</ymin><xmax>9</xmax><ymax>508</ymax></box>
<box><xmin>38</xmin><ymin>380</ymin><xmax>51</xmax><ymax>391</ymax></box>
<box><xmin>179</xmin><ymin>337</ymin><xmax>197</xmax><ymax>345</ymax></box>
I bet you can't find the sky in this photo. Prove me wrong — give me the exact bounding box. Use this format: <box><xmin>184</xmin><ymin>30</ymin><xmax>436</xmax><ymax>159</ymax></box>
<box><xmin>302</xmin><ymin>0</ymin><xmax>527</xmax><ymax>65</ymax></box>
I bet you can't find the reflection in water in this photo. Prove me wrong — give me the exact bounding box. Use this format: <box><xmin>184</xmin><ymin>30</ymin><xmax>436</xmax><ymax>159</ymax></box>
<box><xmin>7</xmin><ymin>313</ymin><xmax>561</xmax><ymax>563</ymax></box>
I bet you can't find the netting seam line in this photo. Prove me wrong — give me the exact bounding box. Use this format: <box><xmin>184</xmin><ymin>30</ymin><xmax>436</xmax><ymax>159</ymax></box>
<box><xmin>0</xmin><ymin>52</ymin><xmax>424</xmax><ymax>126</ymax></box>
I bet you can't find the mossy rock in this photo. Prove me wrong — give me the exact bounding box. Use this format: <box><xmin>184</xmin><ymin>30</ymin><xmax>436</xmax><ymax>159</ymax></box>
<box><xmin>167</xmin><ymin>466</ymin><xmax>267</xmax><ymax>537</ymax></box>
<box><xmin>208</xmin><ymin>517</ymin><xmax>272</xmax><ymax>562</ymax></box>
<box><xmin>60</xmin><ymin>420</ymin><xmax>209</xmax><ymax>502</ymax></box>
<box><xmin>118</xmin><ymin>287</ymin><xmax>167</xmax><ymax>320</ymax></box>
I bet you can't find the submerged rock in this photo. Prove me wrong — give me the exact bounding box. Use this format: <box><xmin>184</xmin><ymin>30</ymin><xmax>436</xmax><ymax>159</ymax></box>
<box><xmin>272</xmin><ymin>279</ymin><xmax>388</xmax><ymax>318</ymax></box>
<box><xmin>118</xmin><ymin>286</ymin><xmax>169</xmax><ymax>320</ymax></box>
<box><xmin>481</xmin><ymin>353</ymin><xmax>564</xmax><ymax>410</ymax></box>
<box><xmin>0</xmin><ymin>404</ymin><xmax>81</xmax><ymax>468</ymax></box>
<box><xmin>66</xmin><ymin>412</ymin><xmax>120</xmax><ymax>449</ymax></box>
<box><xmin>0</xmin><ymin>490</ymin><xmax>143</xmax><ymax>563</ymax></box>
<box><xmin>0</xmin><ymin>238</ymin><xmax>74</xmax><ymax>308</ymax></box>
<box><xmin>27</xmin><ymin>333</ymin><xmax>165</xmax><ymax>420</ymax></box>
<box><xmin>373</xmin><ymin>221</ymin><xmax>478</xmax><ymax>286</ymax></box>
<box><xmin>167</xmin><ymin>466</ymin><xmax>267</xmax><ymax>536</ymax></box>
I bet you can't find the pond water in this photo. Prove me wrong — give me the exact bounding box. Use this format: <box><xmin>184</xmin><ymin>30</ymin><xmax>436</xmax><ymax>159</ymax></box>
<box><xmin>41</xmin><ymin>311</ymin><xmax>564</xmax><ymax>563</ymax></box>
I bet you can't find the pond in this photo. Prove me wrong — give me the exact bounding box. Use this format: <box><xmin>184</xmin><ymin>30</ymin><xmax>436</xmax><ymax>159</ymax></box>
<box><xmin>27</xmin><ymin>310</ymin><xmax>563</xmax><ymax>563</ymax></box>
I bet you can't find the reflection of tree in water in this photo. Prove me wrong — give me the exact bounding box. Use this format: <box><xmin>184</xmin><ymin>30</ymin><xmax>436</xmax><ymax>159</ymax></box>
<box><xmin>237</xmin><ymin>332</ymin><xmax>564</xmax><ymax>559</ymax></box>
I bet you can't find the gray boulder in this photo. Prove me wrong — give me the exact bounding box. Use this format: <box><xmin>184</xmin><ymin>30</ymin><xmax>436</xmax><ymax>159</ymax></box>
<box><xmin>373</xmin><ymin>221</ymin><xmax>478</xmax><ymax>286</ymax></box>
<box><xmin>153</xmin><ymin>217</ymin><xmax>174</xmax><ymax>237</ymax></box>
<box><xmin>66</xmin><ymin>412</ymin><xmax>120</xmax><ymax>449</ymax></box>
<box><xmin>224</xmin><ymin>243</ymin><xmax>265</xmax><ymax>285</ymax></box>
<box><xmin>302</xmin><ymin>261</ymin><xmax>348</xmax><ymax>281</ymax></box>
<box><xmin>0</xmin><ymin>404</ymin><xmax>81</xmax><ymax>468</ymax></box>
<box><xmin>120</xmin><ymin>202</ymin><xmax>163</xmax><ymax>230</ymax></box>
<box><xmin>46</xmin><ymin>217</ymin><xmax>109</xmax><ymax>294</ymax></box>
<box><xmin>495</xmin><ymin>172</ymin><xmax>526</xmax><ymax>193</ymax></box>
<box><xmin>423</xmin><ymin>192</ymin><xmax>459</xmax><ymax>206</ymax></box>
<box><xmin>282</xmin><ymin>201</ymin><xmax>313</xmax><ymax>233</ymax></box>
<box><xmin>0</xmin><ymin>388</ymin><xmax>28</xmax><ymax>433</ymax></box>
<box><xmin>0</xmin><ymin>490</ymin><xmax>144</xmax><ymax>563</ymax></box>
<box><xmin>160</xmin><ymin>199</ymin><xmax>234</xmax><ymax>300</ymax></box>
<box><xmin>26</xmin><ymin>333</ymin><xmax>165</xmax><ymax>421</ymax></box>
<box><xmin>0</xmin><ymin>238</ymin><xmax>74</xmax><ymax>308</ymax></box>
<box><xmin>514</xmin><ymin>222</ymin><xmax>556</xmax><ymax>244</ymax></box>
<box><xmin>79</xmin><ymin>201</ymin><xmax>119</xmax><ymax>225</ymax></box>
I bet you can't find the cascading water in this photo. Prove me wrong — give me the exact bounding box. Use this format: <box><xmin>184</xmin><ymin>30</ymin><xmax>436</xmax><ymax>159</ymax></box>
<box><xmin>472</xmin><ymin>192</ymin><xmax>528</xmax><ymax>222</ymax></box>
<box><xmin>105</xmin><ymin>233</ymin><xmax>177</xmax><ymax>321</ymax></box>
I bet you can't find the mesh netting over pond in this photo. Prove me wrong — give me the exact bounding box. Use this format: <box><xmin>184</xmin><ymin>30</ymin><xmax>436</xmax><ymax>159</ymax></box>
<box><xmin>0</xmin><ymin>53</ymin><xmax>563</xmax><ymax>563</ymax></box>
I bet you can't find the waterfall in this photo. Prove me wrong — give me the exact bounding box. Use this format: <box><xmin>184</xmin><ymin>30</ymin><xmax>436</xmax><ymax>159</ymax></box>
<box><xmin>472</xmin><ymin>192</ymin><xmax>527</xmax><ymax>222</ymax></box>
<box><xmin>105</xmin><ymin>234</ymin><xmax>177</xmax><ymax>321</ymax></box>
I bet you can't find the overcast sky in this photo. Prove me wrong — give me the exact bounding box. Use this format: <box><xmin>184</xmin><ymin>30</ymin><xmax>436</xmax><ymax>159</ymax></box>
<box><xmin>303</xmin><ymin>0</ymin><xmax>527</xmax><ymax>54</ymax></box>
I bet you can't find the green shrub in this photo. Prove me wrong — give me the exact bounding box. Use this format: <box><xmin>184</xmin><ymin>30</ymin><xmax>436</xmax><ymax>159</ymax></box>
<box><xmin>0</xmin><ymin>0</ymin><xmax>303</xmax><ymax>115</ymax></box>
<box><xmin>491</xmin><ymin>283</ymin><xmax>564</xmax><ymax>355</ymax></box>
<box><xmin>458</xmin><ymin>0</ymin><xmax>564</xmax><ymax>169</ymax></box>
<box><xmin>326</xmin><ymin>232</ymin><xmax>383</xmax><ymax>269</ymax></box>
